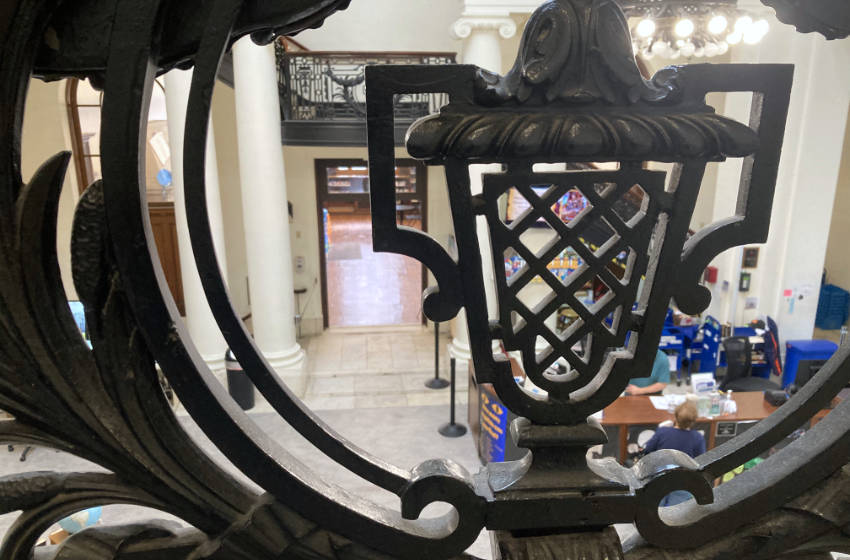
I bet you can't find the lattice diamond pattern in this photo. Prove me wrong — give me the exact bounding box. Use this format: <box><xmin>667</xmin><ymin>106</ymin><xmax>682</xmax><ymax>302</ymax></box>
<box><xmin>487</xmin><ymin>171</ymin><xmax>662</xmax><ymax>390</ymax></box>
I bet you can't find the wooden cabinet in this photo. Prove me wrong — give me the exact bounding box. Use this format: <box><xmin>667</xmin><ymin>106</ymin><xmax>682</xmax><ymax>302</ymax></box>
<box><xmin>148</xmin><ymin>202</ymin><xmax>185</xmax><ymax>315</ymax></box>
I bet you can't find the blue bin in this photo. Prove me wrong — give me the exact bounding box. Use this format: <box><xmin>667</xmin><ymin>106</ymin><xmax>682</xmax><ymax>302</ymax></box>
<box><xmin>816</xmin><ymin>284</ymin><xmax>849</xmax><ymax>330</ymax></box>
<box><xmin>783</xmin><ymin>340</ymin><xmax>839</xmax><ymax>387</ymax></box>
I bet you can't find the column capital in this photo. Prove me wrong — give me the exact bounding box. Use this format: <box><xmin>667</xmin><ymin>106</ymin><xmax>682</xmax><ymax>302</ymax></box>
<box><xmin>451</xmin><ymin>15</ymin><xmax>517</xmax><ymax>40</ymax></box>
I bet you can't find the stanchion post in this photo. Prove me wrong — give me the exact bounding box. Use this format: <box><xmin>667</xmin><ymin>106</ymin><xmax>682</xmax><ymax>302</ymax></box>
<box><xmin>426</xmin><ymin>321</ymin><xmax>450</xmax><ymax>389</ymax></box>
<box><xmin>439</xmin><ymin>358</ymin><xmax>467</xmax><ymax>438</ymax></box>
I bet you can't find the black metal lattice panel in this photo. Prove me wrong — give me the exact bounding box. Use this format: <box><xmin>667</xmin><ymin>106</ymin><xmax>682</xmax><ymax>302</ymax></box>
<box><xmin>484</xmin><ymin>167</ymin><xmax>669</xmax><ymax>398</ymax></box>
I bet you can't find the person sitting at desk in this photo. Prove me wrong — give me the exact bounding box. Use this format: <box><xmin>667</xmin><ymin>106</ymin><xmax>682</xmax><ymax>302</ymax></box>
<box><xmin>641</xmin><ymin>401</ymin><xmax>707</xmax><ymax>506</ymax></box>
<box><xmin>625</xmin><ymin>349</ymin><xmax>670</xmax><ymax>396</ymax></box>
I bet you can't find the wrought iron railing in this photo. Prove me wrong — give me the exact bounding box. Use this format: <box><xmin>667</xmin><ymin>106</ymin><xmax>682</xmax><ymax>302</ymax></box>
<box><xmin>276</xmin><ymin>48</ymin><xmax>455</xmax><ymax>123</ymax></box>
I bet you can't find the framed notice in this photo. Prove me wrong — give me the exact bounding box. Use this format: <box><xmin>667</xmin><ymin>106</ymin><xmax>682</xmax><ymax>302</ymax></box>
<box><xmin>742</xmin><ymin>247</ymin><xmax>760</xmax><ymax>268</ymax></box>
<box><xmin>716</xmin><ymin>422</ymin><xmax>738</xmax><ymax>437</ymax></box>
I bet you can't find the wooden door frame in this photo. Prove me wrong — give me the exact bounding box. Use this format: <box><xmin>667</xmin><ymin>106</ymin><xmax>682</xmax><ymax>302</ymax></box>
<box><xmin>315</xmin><ymin>157</ymin><xmax>429</xmax><ymax>329</ymax></box>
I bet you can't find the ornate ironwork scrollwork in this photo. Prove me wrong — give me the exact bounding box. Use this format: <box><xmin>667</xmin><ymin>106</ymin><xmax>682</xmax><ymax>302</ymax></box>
<box><xmin>2</xmin><ymin>0</ymin><xmax>850</xmax><ymax>558</ymax></box>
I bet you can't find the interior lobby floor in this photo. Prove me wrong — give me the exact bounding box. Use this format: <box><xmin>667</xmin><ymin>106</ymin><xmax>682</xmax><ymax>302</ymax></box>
<box><xmin>297</xmin><ymin>326</ymin><xmax>467</xmax><ymax>412</ymax></box>
<box><xmin>326</xmin><ymin>213</ymin><xmax>423</xmax><ymax>328</ymax></box>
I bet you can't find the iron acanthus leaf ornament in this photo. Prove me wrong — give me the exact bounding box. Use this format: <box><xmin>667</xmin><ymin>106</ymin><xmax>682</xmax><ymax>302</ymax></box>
<box><xmin>472</xmin><ymin>0</ymin><xmax>678</xmax><ymax>106</ymax></box>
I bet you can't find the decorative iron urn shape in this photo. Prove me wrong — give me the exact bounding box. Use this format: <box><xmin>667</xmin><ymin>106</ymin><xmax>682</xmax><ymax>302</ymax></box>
<box><xmin>369</xmin><ymin>0</ymin><xmax>790</xmax><ymax>427</ymax></box>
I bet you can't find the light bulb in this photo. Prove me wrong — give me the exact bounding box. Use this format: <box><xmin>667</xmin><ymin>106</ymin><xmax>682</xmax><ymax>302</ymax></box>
<box><xmin>641</xmin><ymin>48</ymin><xmax>655</xmax><ymax>60</ymax></box>
<box><xmin>675</xmin><ymin>18</ymin><xmax>695</xmax><ymax>38</ymax></box>
<box><xmin>743</xmin><ymin>19</ymin><xmax>768</xmax><ymax>44</ymax></box>
<box><xmin>694</xmin><ymin>46</ymin><xmax>705</xmax><ymax>58</ymax></box>
<box><xmin>636</xmin><ymin>18</ymin><xmax>656</xmax><ymax>38</ymax></box>
<box><xmin>680</xmin><ymin>41</ymin><xmax>696</xmax><ymax>57</ymax></box>
<box><xmin>708</xmin><ymin>15</ymin><xmax>728</xmax><ymax>35</ymax></box>
<box><xmin>651</xmin><ymin>40</ymin><xmax>668</xmax><ymax>56</ymax></box>
<box><xmin>704</xmin><ymin>42</ymin><xmax>719</xmax><ymax>57</ymax></box>
<box><xmin>717</xmin><ymin>41</ymin><xmax>729</xmax><ymax>55</ymax></box>
<box><xmin>735</xmin><ymin>16</ymin><xmax>753</xmax><ymax>32</ymax></box>
<box><xmin>727</xmin><ymin>30</ymin><xmax>743</xmax><ymax>45</ymax></box>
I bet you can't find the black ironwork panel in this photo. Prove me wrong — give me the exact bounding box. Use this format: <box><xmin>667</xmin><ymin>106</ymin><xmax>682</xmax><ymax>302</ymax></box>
<box><xmin>1</xmin><ymin>0</ymin><xmax>850</xmax><ymax>558</ymax></box>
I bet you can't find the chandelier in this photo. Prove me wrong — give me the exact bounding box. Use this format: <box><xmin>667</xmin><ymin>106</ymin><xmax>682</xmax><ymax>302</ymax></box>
<box><xmin>619</xmin><ymin>0</ymin><xmax>770</xmax><ymax>60</ymax></box>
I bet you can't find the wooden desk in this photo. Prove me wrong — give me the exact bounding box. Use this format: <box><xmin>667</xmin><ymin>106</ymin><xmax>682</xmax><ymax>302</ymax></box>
<box><xmin>601</xmin><ymin>392</ymin><xmax>834</xmax><ymax>461</ymax></box>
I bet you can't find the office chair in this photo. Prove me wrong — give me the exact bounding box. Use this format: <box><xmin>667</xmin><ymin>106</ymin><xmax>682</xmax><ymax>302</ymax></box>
<box><xmin>720</xmin><ymin>337</ymin><xmax>781</xmax><ymax>392</ymax></box>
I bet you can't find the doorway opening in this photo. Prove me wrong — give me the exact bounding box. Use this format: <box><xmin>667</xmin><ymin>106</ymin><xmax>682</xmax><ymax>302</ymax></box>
<box><xmin>316</xmin><ymin>158</ymin><xmax>428</xmax><ymax>329</ymax></box>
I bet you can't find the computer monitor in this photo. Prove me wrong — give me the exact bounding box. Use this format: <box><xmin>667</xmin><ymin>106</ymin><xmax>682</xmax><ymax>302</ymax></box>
<box><xmin>794</xmin><ymin>359</ymin><xmax>828</xmax><ymax>388</ymax></box>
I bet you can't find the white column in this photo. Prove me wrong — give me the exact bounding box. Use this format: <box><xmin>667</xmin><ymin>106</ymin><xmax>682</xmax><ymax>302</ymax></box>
<box><xmin>164</xmin><ymin>69</ymin><xmax>229</xmax><ymax>376</ymax></box>
<box><xmin>232</xmin><ymin>37</ymin><xmax>305</xmax><ymax>392</ymax></box>
<box><xmin>448</xmin><ymin>16</ymin><xmax>518</xmax><ymax>368</ymax></box>
<box><xmin>451</xmin><ymin>16</ymin><xmax>516</xmax><ymax>73</ymax></box>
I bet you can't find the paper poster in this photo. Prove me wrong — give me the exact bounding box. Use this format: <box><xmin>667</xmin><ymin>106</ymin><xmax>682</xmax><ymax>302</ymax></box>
<box><xmin>668</xmin><ymin>354</ymin><xmax>678</xmax><ymax>372</ymax></box>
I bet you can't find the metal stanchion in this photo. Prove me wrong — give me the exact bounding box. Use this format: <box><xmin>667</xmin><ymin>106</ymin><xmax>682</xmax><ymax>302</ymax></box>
<box><xmin>425</xmin><ymin>321</ymin><xmax>450</xmax><ymax>389</ymax></box>
<box><xmin>439</xmin><ymin>358</ymin><xmax>467</xmax><ymax>438</ymax></box>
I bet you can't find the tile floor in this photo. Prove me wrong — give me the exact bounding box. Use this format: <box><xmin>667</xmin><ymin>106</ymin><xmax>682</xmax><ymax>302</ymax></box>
<box><xmin>326</xmin><ymin>213</ymin><xmax>424</xmax><ymax>328</ymax></box>
<box><xmin>296</xmin><ymin>326</ymin><xmax>468</xmax><ymax>412</ymax></box>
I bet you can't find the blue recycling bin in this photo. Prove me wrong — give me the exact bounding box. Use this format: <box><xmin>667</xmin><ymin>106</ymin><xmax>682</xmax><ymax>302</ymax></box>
<box><xmin>783</xmin><ymin>340</ymin><xmax>839</xmax><ymax>388</ymax></box>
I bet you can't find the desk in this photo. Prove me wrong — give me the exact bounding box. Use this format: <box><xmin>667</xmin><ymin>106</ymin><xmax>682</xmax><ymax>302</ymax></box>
<box><xmin>601</xmin><ymin>392</ymin><xmax>834</xmax><ymax>462</ymax></box>
<box><xmin>469</xmin><ymin>359</ymin><xmax>836</xmax><ymax>464</ymax></box>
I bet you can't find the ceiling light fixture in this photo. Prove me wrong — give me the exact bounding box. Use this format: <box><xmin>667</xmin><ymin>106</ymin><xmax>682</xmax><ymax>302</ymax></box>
<box><xmin>674</xmin><ymin>18</ymin><xmax>695</xmax><ymax>38</ymax></box>
<box><xmin>619</xmin><ymin>1</ymin><xmax>770</xmax><ymax>61</ymax></box>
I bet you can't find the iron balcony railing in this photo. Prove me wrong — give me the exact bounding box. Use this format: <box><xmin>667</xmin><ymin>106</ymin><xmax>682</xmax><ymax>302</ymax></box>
<box><xmin>276</xmin><ymin>47</ymin><xmax>456</xmax><ymax>124</ymax></box>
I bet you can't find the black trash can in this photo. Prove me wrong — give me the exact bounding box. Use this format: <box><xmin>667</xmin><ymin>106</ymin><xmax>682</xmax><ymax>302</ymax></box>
<box><xmin>225</xmin><ymin>349</ymin><xmax>254</xmax><ymax>410</ymax></box>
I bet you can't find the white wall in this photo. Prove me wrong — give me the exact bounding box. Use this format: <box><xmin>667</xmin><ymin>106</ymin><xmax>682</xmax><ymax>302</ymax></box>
<box><xmin>295</xmin><ymin>0</ymin><xmax>463</xmax><ymax>53</ymax></box>
<box><xmin>640</xmin><ymin>19</ymin><xmax>850</xmax><ymax>344</ymax></box>
<box><xmin>823</xmin><ymin>109</ymin><xmax>850</xmax><ymax>298</ymax></box>
<box><xmin>699</xmin><ymin>19</ymin><xmax>850</xmax><ymax>342</ymax></box>
<box><xmin>21</xmin><ymin>79</ymin><xmax>79</xmax><ymax>301</ymax></box>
